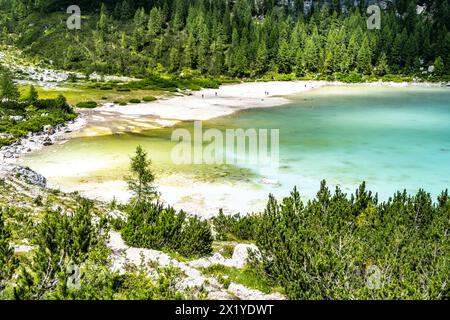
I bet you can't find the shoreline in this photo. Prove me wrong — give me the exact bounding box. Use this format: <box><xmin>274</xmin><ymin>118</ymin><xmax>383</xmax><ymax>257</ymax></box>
<box><xmin>0</xmin><ymin>115</ymin><xmax>87</xmax><ymax>163</ymax></box>
<box><xmin>75</xmin><ymin>80</ymin><xmax>448</xmax><ymax>138</ymax></box>
<box><xmin>79</xmin><ymin>80</ymin><xmax>329</xmax><ymax>137</ymax></box>
<box><xmin>2</xmin><ymin>80</ymin><xmax>448</xmax><ymax>215</ymax></box>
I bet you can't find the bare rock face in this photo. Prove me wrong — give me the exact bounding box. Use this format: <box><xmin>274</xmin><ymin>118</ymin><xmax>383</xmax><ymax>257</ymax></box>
<box><xmin>1</xmin><ymin>164</ymin><xmax>47</xmax><ymax>188</ymax></box>
<box><xmin>231</xmin><ymin>244</ymin><xmax>261</xmax><ymax>268</ymax></box>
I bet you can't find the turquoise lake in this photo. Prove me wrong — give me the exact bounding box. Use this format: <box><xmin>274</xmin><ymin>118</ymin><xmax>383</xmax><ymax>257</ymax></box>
<box><xmin>22</xmin><ymin>85</ymin><xmax>450</xmax><ymax>213</ymax></box>
<box><xmin>208</xmin><ymin>85</ymin><xmax>450</xmax><ymax>200</ymax></box>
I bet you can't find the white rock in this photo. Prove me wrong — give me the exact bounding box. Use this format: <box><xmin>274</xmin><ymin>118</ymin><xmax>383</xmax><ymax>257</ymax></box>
<box><xmin>231</xmin><ymin>244</ymin><xmax>260</xmax><ymax>268</ymax></box>
<box><xmin>228</xmin><ymin>283</ymin><xmax>285</xmax><ymax>300</ymax></box>
<box><xmin>207</xmin><ymin>291</ymin><xmax>236</xmax><ymax>300</ymax></box>
<box><xmin>9</xmin><ymin>116</ymin><xmax>23</xmax><ymax>122</ymax></box>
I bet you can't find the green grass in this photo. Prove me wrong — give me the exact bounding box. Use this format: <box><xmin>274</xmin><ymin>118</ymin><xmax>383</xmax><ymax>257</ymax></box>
<box><xmin>76</xmin><ymin>101</ymin><xmax>98</xmax><ymax>108</ymax></box>
<box><xmin>142</xmin><ymin>96</ymin><xmax>157</xmax><ymax>102</ymax></box>
<box><xmin>19</xmin><ymin>85</ymin><xmax>166</xmax><ymax>107</ymax></box>
<box><xmin>201</xmin><ymin>264</ymin><xmax>283</xmax><ymax>294</ymax></box>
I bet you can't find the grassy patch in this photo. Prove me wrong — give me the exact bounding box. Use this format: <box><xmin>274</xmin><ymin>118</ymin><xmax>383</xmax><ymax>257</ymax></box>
<box><xmin>142</xmin><ymin>96</ymin><xmax>157</xmax><ymax>102</ymax></box>
<box><xmin>201</xmin><ymin>264</ymin><xmax>282</xmax><ymax>294</ymax></box>
<box><xmin>76</xmin><ymin>101</ymin><xmax>98</xmax><ymax>108</ymax></box>
<box><xmin>19</xmin><ymin>85</ymin><xmax>166</xmax><ymax>106</ymax></box>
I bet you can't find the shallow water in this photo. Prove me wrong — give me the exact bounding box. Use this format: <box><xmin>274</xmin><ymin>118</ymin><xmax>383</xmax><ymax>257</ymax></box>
<box><xmin>21</xmin><ymin>85</ymin><xmax>450</xmax><ymax>214</ymax></box>
<box><xmin>210</xmin><ymin>85</ymin><xmax>450</xmax><ymax>200</ymax></box>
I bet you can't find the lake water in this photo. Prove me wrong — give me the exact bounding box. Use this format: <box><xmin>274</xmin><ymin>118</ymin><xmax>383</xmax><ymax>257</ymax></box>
<box><xmin>21</xmin><ymin>85</ymin><xmax>450</xmax><ymax>215</ymax></box>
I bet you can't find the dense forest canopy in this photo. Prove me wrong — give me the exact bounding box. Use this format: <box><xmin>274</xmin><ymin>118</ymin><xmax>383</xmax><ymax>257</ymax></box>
<box><xmin>0</xmin><ymin>0</ymin><xmax>449</xmax><ymax>78</ymax></box>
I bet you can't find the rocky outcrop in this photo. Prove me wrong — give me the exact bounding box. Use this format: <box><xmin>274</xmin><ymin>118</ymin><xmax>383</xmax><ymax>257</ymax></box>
<box><xmin>188</xmin><ymin>243</ymin><xmax>261</xmax><ymax>269</ymax></box>
<box><xmin>107</xmin><ymin>231</ymin><xmax>284</xmax><ymax>300</ymax></box>
<box><xmin>0</xmin><ymin>116</ymin><xmax>86</xmax><ymax>162</ymax></box>
<box><xmin>0</xmin><ymin>164</ymin><xmax>47</xmax><ymax>188</ymax></box>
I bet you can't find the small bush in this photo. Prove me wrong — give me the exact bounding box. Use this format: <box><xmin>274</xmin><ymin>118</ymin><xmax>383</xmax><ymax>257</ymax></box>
<box><xmin>76</xmin><ymin>101</ymin><xmax>98</xmax><ymax>109</ymax></box>
<box><xmin>142</xmin><ymin>96</ymin><xmax>157</xmax><ymax>102</ymax></box>
<box><xmin>129</xmin><ymin>98</ymin><xmax>141</xmax><ymax>103</ymax></box>
<box><xmin>213</xmin><ymin>210</ymin><xmax>259</xmax><ymax>241</ymax></box>
<box><xmin>122</xmin><ymin>202</ymin><xmax>213</xmax><ymax>258</ymax></box>
<box><xmin>177</xmin><ymin>216</ymin><xmax>213</xmax><ymax>257</ymax></box>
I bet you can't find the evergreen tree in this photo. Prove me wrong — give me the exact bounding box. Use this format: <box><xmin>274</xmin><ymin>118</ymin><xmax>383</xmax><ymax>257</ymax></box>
<box><xmin>126</xmin><ymin>145</ymin><xmax>158</xmax><ymax>205</ymax></box>
<box><xmin>357</xmin><ymin>36</ymin><xmax>372</xmax><ymax>75</ymax></box>
<box><xmin>277</xmin><ymin>38</ymin><xmax>293</xmax><ymax>74</ymax></box>
<box><xmin>25</xmin><ymin>84</ymin><xmax>38</xmax><ymax>105</ymax></box>
<box><xmin>147</xmin><ymin>7</ymin><xmax>163</xmax><ymax>38</ymax></box>
<box><xmin>0</xmin><ymin>69</ymin><xmax>19</xmax><ymax>101</ymax></box>
<box><xmin>433</xmin><ymin>56</ymin><xmax>445</xmax><ymax>76</ymax></box>
<box><xmin>255</xmin><ymin>39</ymin><xmax>269</xmax><ymax>76</ymax></box>
<box><xmin>97</xmin><ymin>3</ymin><xmax>109</xmax><ymax>33</ymax></box>
<box><xmin>0</xmin><ymin>208</ymin><xmax>14</xmax><ymax>295</ymax></box>
<box><xmin>374</xmin><ymin>52</ymin><xmax>389</xmax><ymax>76</ymax></box>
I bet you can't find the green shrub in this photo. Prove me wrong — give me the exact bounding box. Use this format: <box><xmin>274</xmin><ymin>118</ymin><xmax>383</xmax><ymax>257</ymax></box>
<box><xmin>121</xmin><ymin>202</ymin><xmax>184</xmax><ymax>251</ymax></box>
<box><xmin>129</xmin><ymin>98</ymin><xmax>141</xmax><ymax>104</ymax></box>
<box><xmin>121</xmin><ymin>202</ymin><xmax>213</xmax><ymax>258</ymax></box>
<box><xmin>177</xmin><ymin>216</ymin><xmax>213</xmax><ymax>257</ymax></box>
<box><xmin>76</xmin><ymin>101</ymin><xmax>98</xmax><ymax>109</ymax></box>
<box><xmin>213</xmin><ymin>210</ymin><xmax>259</xmax><ymax>241</ymax></box>
<box><xmin>252</xmin><ymin>182</ymin><xmax>450</xmax><ymax>300</ymax></box>
<box><xmin>142</xmin><ymin>96</ymin><xmax>157</xmax><ymax>102</ymax></box>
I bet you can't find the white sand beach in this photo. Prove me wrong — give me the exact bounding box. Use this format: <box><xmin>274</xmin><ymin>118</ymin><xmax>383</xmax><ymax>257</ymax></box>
<box><xmin>76</xmin><ymin>81</ymin><xmax>327</xmax><ymax>137</ymax></box>
<box><xmin>99</xmin><ymin>80</ymin><xmax>326</xmax><ymax>119</ymax></box>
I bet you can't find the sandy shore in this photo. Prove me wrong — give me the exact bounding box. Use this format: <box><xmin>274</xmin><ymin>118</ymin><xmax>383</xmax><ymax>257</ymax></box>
<box><xmin>99</xmin><ymin>80</ymin><xmax>327</xmax><ymax>119</ymax></box>
<box><xmin>77</xmin><ymin>79</ymin><xmax>448</xmax><ymax>137</ymax></box>
<box><xmin>76</xmin><ymin>81</ymin><xmax>327</xmax><ymax>137</ymax></box>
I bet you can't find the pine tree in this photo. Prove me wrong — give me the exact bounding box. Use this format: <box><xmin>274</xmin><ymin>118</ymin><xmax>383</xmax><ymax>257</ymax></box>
<box><xmin>255</xmin><ymin>39</ymin><xmax>269</xmax><ymax>76</ymax></box>
<box><xmin>126</xmin><ymin>145</ymin><xmax>158</xmax><ymax>205</ymax></box>
<box><xmin>147</xmin><ymin>7</ymin><xmax>163</xmax><ymax>38</ymax></box>
<box><xmin>0</xmin><ymin>69</ymin><xmax>19</xmax><ymax>101</ymax></box>
<box><xmin>374</xmin><ymin>52</ymin><xmax>389</xmax><ymax>76</ymax></box>
<box><xmin>357</xmin><ymin>36</ymin><xmax>372</xmax><ymax>75</ymax></box>
<box><xmin>433</xmin><ymin>56</ymin><xmax>445</xmax><ymax>76</ymax></box>
<box><xmin>168</xmin><ymin>46</ymin><xmax>180</xmax><ymax>73</ymax></box>
<box><xmin>303</xmin><ymin>38</ymin><xmax>318</xmax><ymax>72</ymax></box>
<box><xmin>26</xmin><ymin>84</ymin><xmax>38</xmax><ymax>105</ymax></box>
<box><xmin>97</xmin><ymin>3</ymin><xmax>109</xmax><ymax>33</ymax></box>
<box><xmin>0</xmin><ymin>208</ymin><xmax>14</xmax><ymax>295</ymax></box>
<box><xmin>120</xmin><ymin>0</ymin><xmax>132</xmax><ymax>20</ymax></box>
<box><xmin>277</xmin><ymin>38</ymin><xmax>293</xmax><ymax>74</ymax></box>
